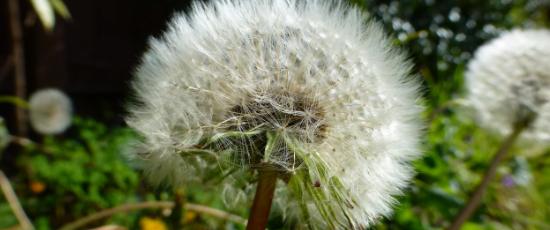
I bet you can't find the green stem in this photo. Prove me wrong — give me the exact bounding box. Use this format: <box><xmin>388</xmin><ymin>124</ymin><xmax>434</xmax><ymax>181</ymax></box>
<box><xmin>0</xmin><ymin>96</ymin><xmax>29</xmax><ymax>109</ymax></box>
<box><xmin>168</xmin><ymin>188</ymin><xmax>185</xmax><ymax>229</ymax></box>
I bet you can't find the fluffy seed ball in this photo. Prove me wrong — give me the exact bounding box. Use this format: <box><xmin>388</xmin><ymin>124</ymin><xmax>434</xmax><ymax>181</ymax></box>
<box><xmin>29</xmin><ymin>88</ymin><xmax>73</xmax><ymax>135</ymax></box>
<box><xmin>466</xmin><ymin>29</ymin><xmax>550</xmax><ymax>142</ymax></box>
<box><xmin>126</xmin><ymin>0</ymin><xmax>423</xmax><ymax>228</ymax></box>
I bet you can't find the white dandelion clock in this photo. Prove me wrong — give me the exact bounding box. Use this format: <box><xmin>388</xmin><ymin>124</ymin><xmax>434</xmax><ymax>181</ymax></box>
<box><xmin>465</xmin><ymin>29</ymin><xmax>550</xmax><ymax>143</ymax></box>
<box><xmin>126</xmin><ymin>0</ymin><xmax>423</xmax><ymax>229</ymax></box>
<box><xmin>450</xmin><ymin>29</ymin><xmax>550</xmax><ymax>230</ymax></box>
<box><xmin>29</xmin><ymin>88</ymin><xmax>73</xmax><ymax>135</ymax></box>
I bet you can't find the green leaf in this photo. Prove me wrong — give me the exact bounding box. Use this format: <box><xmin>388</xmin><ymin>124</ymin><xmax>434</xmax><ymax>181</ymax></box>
<box><xmin>462</xmin><ymin>222</ymin><xmax>487</xmax><ymax>230</ymax></box>
<box><xmin>0</xmin><ymin>202</ymin><xmax>18</xmax><ymax>228</ymax></box>
<box><xmin>0</xmin><ymin>96</ymin><xmax>29</xmax><ymax>108</ymax></box>
<box><xmin>48</xmin><ymin>0</ymin><xmax>71</xmax><ymax>19</ymax></box>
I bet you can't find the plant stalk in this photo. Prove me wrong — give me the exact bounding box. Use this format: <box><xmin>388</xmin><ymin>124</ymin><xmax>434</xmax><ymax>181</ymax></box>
<box><xmin>7</xmin><ymin>0</ymin><xmax>28</xmax><ymax>136</ymax></box>
<box><xmin>0</xmin><ymin>170</ymin><xmax>34</xmax><ymax>230</ymax></box>
<box><xmin>247</xmin><ymin>168</ymin><xmax>278</xmax><ymax>230</ymax></box>
<box><xmin>168</xmin><ymin>188</ymin><xmax>185</xmax><ymax>229</ymax></box>
<box><xmin>448</xmin><ymin>121</ymin><xmax>528</xmax><ymax>230</ymax></box>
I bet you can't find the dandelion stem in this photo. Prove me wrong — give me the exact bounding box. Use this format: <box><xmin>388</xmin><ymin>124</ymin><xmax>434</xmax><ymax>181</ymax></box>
<box><xmin>448</xmin><ymin>119</ymin><xmax>529</xmax><ymax>230</ymax></box>
<box><xmin>247</xmin><ymin>167</ymin><xmax>278</xmax><ymax>230</ymax></box>
<box><xmin>168</xmin><ymin>188</ymin><xmax>185</xmax><ymax>229</ymax></box>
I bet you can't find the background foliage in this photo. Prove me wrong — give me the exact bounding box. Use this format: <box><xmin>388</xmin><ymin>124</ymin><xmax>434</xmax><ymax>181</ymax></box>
<box><xmin>0</xmin><ymin>0</ymin><xmax>549</xmax><ymax>229</ymax></box>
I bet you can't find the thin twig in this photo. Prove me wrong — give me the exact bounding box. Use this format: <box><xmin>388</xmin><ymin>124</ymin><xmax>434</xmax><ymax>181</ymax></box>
<box><xmin>59</xmin><ymin>201</ymin><xmax>246</xmax><ymax>230</ymax></box>
<box><xmin>186</xmin><ymin>203</ymin><xmax>247</xmax><ymax>225</ymax></box>
<box><xmin>0</xmin><ymin>170</ymin><xmax>34</xmax><ymax>230</ymax></box>
<box><xmin>447</xmin><ymin>121</ymin><xmax>528</xmax><ymax>230</ymax></box>
<box><xmin>7</xmin><ymin>0</ymin><xmax>28</xmax><ymax>136</ymax></box>
<box><xmin>9</xmin><ymin>135</ymin><xmax>54</xmax><ymax>155</ymax></box>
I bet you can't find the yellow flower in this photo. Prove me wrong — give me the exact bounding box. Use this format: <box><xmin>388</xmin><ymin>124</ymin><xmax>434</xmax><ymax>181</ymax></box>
<box><xmin>183</xmin><ymin>211</ymin><xmax>197</xmax><ymax>224</ymax></box>
<box><xmin>30</xmin><ymin>181</ymin><xmax>46</xmax><ymax>194</ymax></box>
<box><xmin>139</xmin><ymin>217</ymin><xmax>167</xmax><ymax>230</ymax></box>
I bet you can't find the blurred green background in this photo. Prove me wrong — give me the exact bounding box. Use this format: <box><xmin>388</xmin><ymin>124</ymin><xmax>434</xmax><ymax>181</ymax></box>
<box><xmin>0</xmin><ymin>0</ymin><xmax>549</xmax><ymax>229</ymax></box>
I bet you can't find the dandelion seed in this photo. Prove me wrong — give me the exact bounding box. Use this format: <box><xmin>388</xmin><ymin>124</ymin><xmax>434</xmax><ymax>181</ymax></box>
<box><xmin>126</xmin><ymin>0</ymin><xmax>423</xmax><ymax>228</ymax></box>
<box><xmin>29</xmin><ymin>88</ymin><xmax>73</xmax><ymax>135</ymax></box>
<box><xmin>465</xmin><ymin>29</ymin><xmax>550</xmax><ymax>143</ymax></box>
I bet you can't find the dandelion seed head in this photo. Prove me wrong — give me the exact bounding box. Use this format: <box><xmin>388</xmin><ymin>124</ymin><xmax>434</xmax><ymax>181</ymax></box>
<box><xmin>126</xmin><ymin>0</ymin><xmax>423</xmax><ymax>228</ymax></box>
<box><xmin>466</xmin><ymin>29</ymin><xmax>550</xmax><ymax>142</ymax></box>
<box><xmin>29</xmin><ymin>88</ymin><xmax>73</xmax><ymax>135</ymax></box>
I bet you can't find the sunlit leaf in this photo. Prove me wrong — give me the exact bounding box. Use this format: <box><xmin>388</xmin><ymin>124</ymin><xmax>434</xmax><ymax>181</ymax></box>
<box><xmin>29</xmin><ymin>0</ymin><xmax>55</xmax><ymax>30</ymax></box>
<box><xmin>49</xmin><ymin>0</ymin><xmax>71</xmax><ymax>19</ymax></box>
<box><xmin>462</xmin><ymin>222</ymin><xmax>486</xmax><ymax>230</ymax></box>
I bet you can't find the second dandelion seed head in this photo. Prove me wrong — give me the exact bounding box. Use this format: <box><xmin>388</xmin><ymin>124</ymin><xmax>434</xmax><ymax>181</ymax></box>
<box><xmin>28</xmin><ymin>88</ymin><xmax>73</xmax><ymax>135</ymax></box>
<box><xmin>466</xmin><ymin>29</ymin><xmax>550</xmax><ymax>142</ymax></box>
